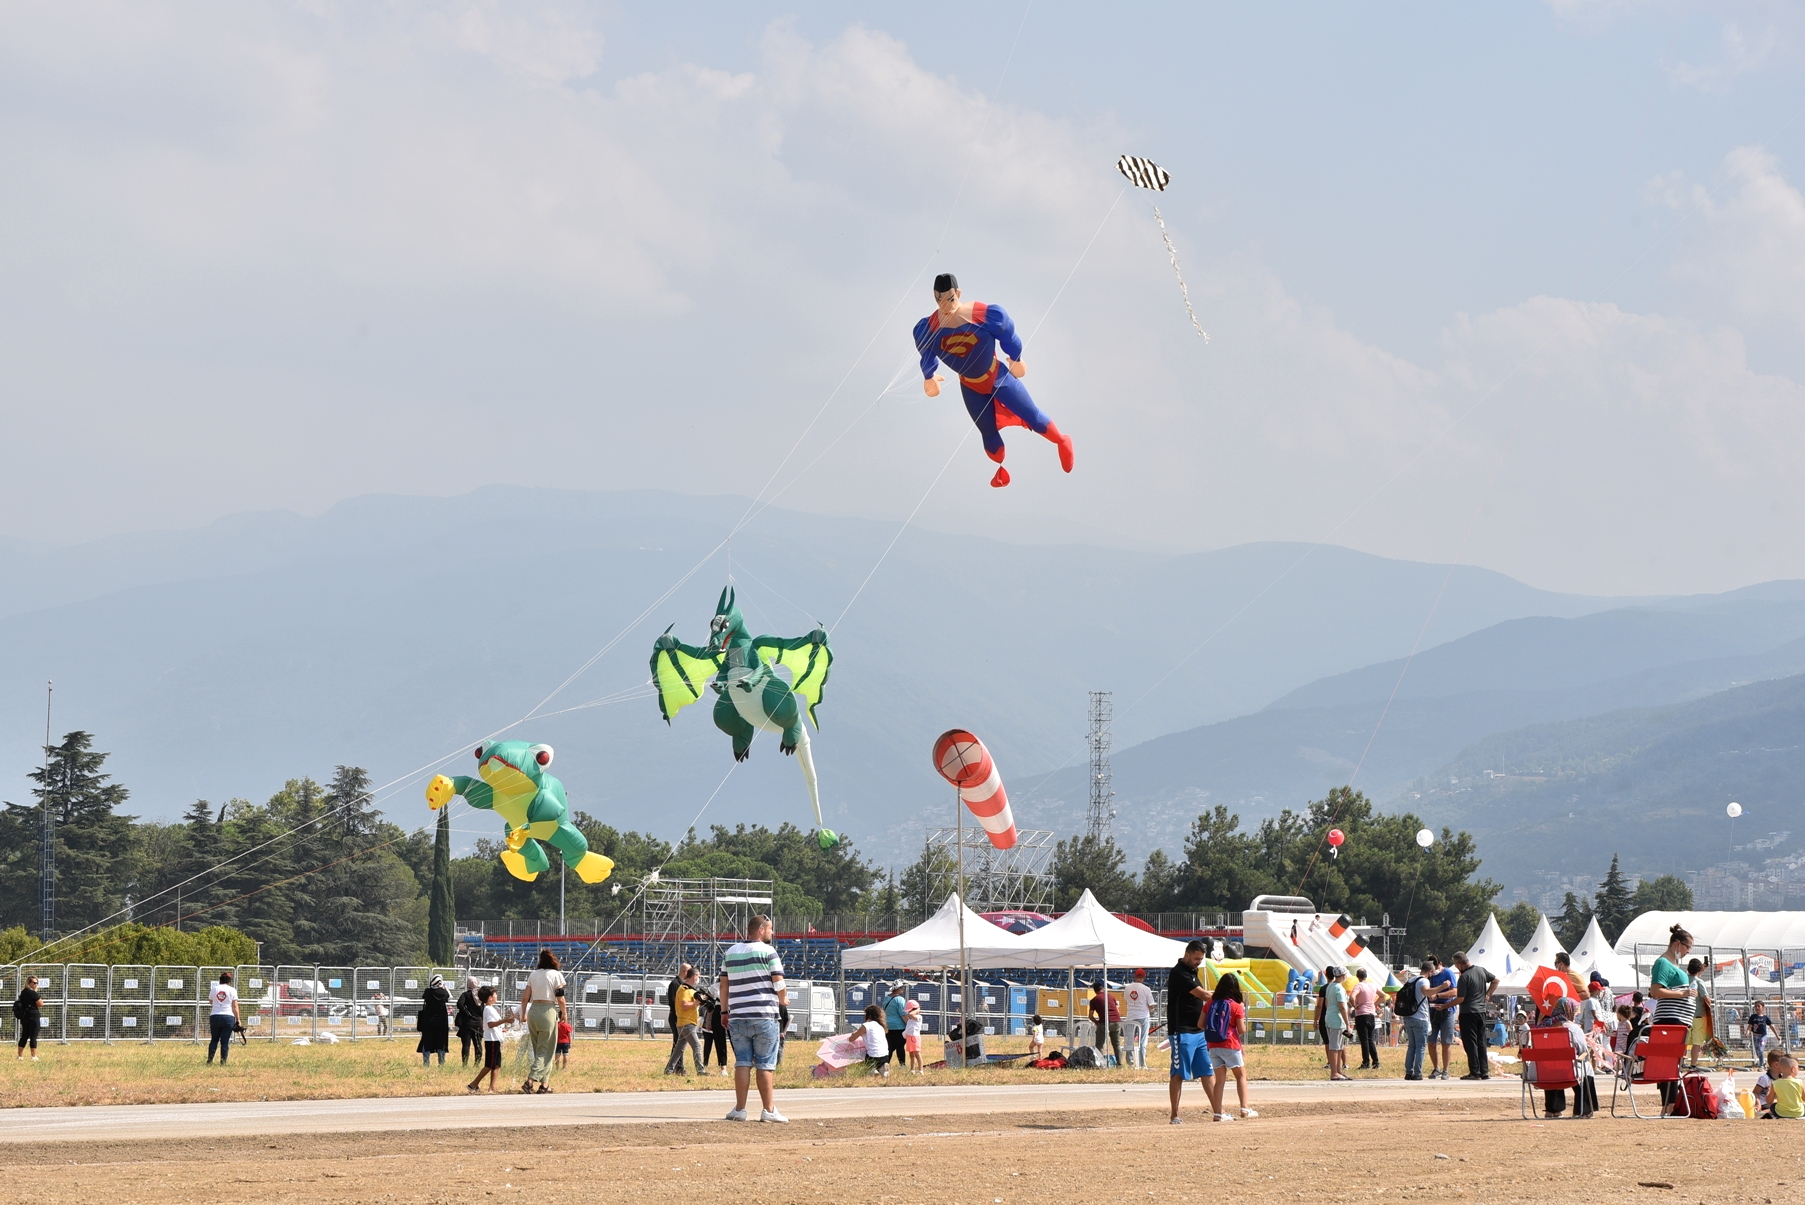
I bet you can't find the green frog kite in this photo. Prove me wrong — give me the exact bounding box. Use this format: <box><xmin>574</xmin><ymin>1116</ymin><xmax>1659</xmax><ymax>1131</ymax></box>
<box><xmin>426</xmin><ymin>740</ymin><xmax>614</xmax><ymax>884</ymax></box>
<box><xmin>651</xmin><ymin>586</ymin><xmax>838</xmax><ymax>849</ymax></box>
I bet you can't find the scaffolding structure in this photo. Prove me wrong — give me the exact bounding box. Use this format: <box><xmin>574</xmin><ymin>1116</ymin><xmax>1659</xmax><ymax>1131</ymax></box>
<box><xmin>639</xmin><ymin>877</ymin><xmax>775</xmax><ymax>975</ymax></box>
<box><xmin>1086</xmin><ymin>690</ymin><xmax>1115</xmax><ymax>841</ymax></box>
<box><xmin>924</xmin><ymin>827</ymin><xmax>1056</xmax><ymax>914</ymax></box>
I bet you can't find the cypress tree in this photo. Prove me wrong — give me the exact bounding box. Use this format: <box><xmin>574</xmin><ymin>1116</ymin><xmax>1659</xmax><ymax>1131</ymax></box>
<box><xmin>427</xmin><ymin>806</ymin><xmax>455</xmax><ymax>964</ymax></box>
<box><xmin>1593</xmin><ymin>853</ymin><xmax>1635</xmax><ymax>944</ymax></box>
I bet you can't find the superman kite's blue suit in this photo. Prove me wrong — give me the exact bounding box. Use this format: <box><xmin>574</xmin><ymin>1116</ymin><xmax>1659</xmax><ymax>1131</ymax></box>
<box><xmin>913</xmin><ymin>303</ymin><xmax>1059</xmax><ymax>460</ymax></box>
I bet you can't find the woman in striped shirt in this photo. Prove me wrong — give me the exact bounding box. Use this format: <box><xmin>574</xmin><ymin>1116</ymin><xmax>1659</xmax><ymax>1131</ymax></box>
<box><xmin>1646</xmin><ymin>923</ymin><xmax>1694</xmax><ymax>1113</ymax></box>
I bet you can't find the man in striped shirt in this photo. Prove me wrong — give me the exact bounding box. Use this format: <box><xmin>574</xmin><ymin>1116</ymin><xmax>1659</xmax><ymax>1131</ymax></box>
<box><xmin>720</xmin><ymin>913</ymin><xmax>789</xmax><ymax>1123</ymax></box>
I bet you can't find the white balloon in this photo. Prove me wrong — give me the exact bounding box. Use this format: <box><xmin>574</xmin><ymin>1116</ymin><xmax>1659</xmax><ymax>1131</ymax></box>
<box><xmin>1416</xmin><ymin>828</ymin><xmax>1434</xmax><ymax>848</ymax></box>
<box><xmin>1727</xmin><ymin>802</ymin><xmax>1743</xmax><ymax>818</ymax></box>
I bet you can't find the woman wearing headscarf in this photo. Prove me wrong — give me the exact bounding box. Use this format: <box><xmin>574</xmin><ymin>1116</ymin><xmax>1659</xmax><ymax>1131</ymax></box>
<box><xmin>455</xmin><ymin>976</ymin><xmax>484</xmax><ymax>1066</ymax></box>
<box><xmin>417</xmin><ymin>973</ymin><xmax>452</xmax><ymax>1066</ymax></box>
<box><xmin>1537</xmin><ymin>997</ymin><xmax>1596</xmax><ymax>1119</ymax></box>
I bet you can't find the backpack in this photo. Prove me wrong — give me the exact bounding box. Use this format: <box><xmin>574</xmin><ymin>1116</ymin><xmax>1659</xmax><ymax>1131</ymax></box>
<box><xmin>1394</xmin><ymin>977</ymin><xmax>1424</xmax><ymax>1018</ymax></box>
<box><xmin>1679</xmin><ymin>1072</ymin><xmax>1720</xmax><ymax>1119</ymax></box>
<box><xmin>1066</xmin><ymin>1045</ymin><xmax>1101</xmax><ymax>1070</ymax></box>
<box><xmin>1204</xmin><ymin>999</ymin><xmax>1234</xmax><ymax>1044</ymax></box>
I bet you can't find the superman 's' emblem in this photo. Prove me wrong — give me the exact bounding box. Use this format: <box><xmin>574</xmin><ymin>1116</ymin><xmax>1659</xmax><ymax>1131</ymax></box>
<box><xmin>940</xmin><ymin>332</ymin><xmax>980</xmax><ymax>358</ymax></box>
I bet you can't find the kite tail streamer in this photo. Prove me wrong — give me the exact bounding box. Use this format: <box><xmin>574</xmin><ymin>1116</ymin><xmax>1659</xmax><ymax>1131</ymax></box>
<box><xmin>1154</xmin><ymin>206</ymin><xmax>1209</xmax><ymax>343</ymax></box>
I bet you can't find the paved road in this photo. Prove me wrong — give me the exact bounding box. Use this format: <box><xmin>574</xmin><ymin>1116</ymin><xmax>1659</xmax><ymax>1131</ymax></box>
<box><xmin>0</xmin><ymin>1079</ymin><xmax>1517</xmax><ymax>1143</ymax></box>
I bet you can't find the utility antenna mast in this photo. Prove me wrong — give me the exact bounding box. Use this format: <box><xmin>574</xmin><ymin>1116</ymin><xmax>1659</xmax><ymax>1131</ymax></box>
<box><xmin>40</xmin><ymin>680</ymin><xmax>55</xmax><ymax>942</ymax></box>
<box><xmin>1086</xmin><ymin>690</ymin><xmax>1114</xmax><ymax>841</ymax></box>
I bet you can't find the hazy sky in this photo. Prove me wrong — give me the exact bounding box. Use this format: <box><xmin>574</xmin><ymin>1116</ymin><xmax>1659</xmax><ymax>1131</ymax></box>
<box><xmin>4</xmin><ymin>2</ymin><xmax>1805</xmax><ymax>595</ymax></box>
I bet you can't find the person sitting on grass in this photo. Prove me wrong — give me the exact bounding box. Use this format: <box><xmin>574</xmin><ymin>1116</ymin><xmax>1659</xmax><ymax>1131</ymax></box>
<box><xmin>467</xmin><ymin>986</ymin><xmax>505</xmax><ymax>1093</ymax></box>
<box><xmin>860</xmin><ymin>1005</ymin><xmax>890</xmax><ymax>1077</ymax></box>
<box><xmin>1755</xmin><ymin>1048</ymin><xmax>1785</xmax><ymax>1119</ymax></box>
<box><xmin>1765</xmin><ymin>1053</ymin><xmax>1802</xmax><ymax>1120</ymax></box>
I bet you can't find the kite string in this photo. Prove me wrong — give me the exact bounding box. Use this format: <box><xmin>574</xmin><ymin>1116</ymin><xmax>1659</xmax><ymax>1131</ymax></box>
<box><xmin>1153</xmin><ymin>205</ymin><xmax>1209</xmax><ymax>342</ymax></box>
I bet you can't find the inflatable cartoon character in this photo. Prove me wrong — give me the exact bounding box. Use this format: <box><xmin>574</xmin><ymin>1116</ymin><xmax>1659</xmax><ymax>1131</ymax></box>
<box><xmin>426</xmin><ymin>741</ymin><xmax>613</xmax><ymax>884</ymax></box>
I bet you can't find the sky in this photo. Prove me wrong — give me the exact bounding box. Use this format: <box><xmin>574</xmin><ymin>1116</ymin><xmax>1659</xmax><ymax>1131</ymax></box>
<box><xmin>4</xmin><ymin>2</ymin><xmax>1805</xmax><ymax>596</ymax></box>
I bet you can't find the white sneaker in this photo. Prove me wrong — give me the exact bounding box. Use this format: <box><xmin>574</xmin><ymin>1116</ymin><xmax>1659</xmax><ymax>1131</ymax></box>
<box><xmin>724</xmin><ymin>1108</ymin><xmax>748</xmax><ymax>1121</ymax></box>
<box><xmin>1240</xmin><ymin>1107</ymin><xmax>1259</xmax><ymax>1118</ymax></box>
<box><xmin>760</xmin><ymin>1109</ymin><xmax>789</xmax><ymax>1123</ymax></box>
<box><xmin>1214</xmin><ymin>1112</ymin><xmax>1237</xmax><ymax>1122</ymax></box>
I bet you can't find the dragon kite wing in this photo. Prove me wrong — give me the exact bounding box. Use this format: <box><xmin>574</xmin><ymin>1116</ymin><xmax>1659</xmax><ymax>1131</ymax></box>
<box><xmin>751</xmin><ymin>628</ymin><xmax>833</xmax><ymax>727</ymax></box>
<box><xmin>650</xmin><ymin>629</ymin><xmax>723</xmax><ymax>723</ymax></box>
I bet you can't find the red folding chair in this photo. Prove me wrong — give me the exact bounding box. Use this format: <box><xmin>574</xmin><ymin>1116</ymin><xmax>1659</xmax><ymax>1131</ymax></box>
<box><xmin>1520</xmin><ymin>1027</ymin><xmax>1581</xmax><ymax>1119</ymax></box>
<box><xmin>1611</xmin><ymin>1023</ymin><xmax>1689</xmax><ymax>1118</ymax></box>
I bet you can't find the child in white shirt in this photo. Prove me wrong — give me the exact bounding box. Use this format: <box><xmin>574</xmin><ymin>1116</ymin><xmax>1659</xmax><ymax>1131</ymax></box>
<box><xmin>860</xmin><ymin>1004</ymin><xmax>889</xmax><ymax>1076</ymax></box>
<box><xmin>465</xmin><ymin>986</ymin><xmax>505</xmax><ymax>1093</ymax></box>
<box><xmin>903</xmin><ymin>1000</ymin><xmax>924</xmax><ymax>1074</ymax></box>
<box><xmin>1028</xmin><ymin>1013</ymin><xmax>1046</xmax><ymax>1059</ymax></box>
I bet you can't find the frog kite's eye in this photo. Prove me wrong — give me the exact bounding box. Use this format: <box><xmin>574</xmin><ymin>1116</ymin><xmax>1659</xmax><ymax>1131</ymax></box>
<box><xmin>474</xmin><ymin>745</ymin><xmax>485</xmax><ymax>761</ymax></box>
<box><xmin>528</xmin><ymin>744</ymin><xmax>553</xmax><ymax>767</ymax></box>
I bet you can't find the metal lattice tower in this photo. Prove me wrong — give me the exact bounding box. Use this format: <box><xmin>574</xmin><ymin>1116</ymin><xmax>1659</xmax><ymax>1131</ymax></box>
<box><xmin>639</xmin><ymin>877</ymin><xmax>774</xmax><ymax>976</ymax></box>
<box><xmin>1086</xmin><ymin>690</ymin><xmax>1114</xmax><ymax>841</ymax></box>
<box><xmin>924</xmin><ymin>827</ymin><xmax>1057</xmax><ymax>914</ymax></box>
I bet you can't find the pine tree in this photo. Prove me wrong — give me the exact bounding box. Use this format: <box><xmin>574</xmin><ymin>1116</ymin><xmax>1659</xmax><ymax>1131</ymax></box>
<box><xmin>427</xmin><ymin>806</ymin><xmax>455</xmax><ymax>964</ymax></box>
<box><xmin>1553</xmin><ymin>890</ymin><xmax>1594</xmax><ymax>949</ymax></box>
<box><xmin>2</xmin><ymin>732</ymin><xmax>139</xmax><ymax>932</ymax></box>
<box><xmin>1592</xmin><ymin>854</ymin><xmax>1635</xmax><ymax>944</ymax></box>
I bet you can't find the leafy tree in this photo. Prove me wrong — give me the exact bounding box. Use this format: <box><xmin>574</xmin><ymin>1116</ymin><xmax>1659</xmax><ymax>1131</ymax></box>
<box><xmin>1135</xmin><ymin>849</ymin><xmax>1183</xmax><ymax>913</ymax></box>
<box><xmin>1632</xmin><ymin>874</ymin><xmax>1693</xmax><ymax>914</ymax></box>
<box><xmin>1052</xmin><ymin>833</ymin><xmax>1135</xmax><ymax>910</ymax></box>
<box><xmin>1492</xmin><ymin>902</ymin><xmax>1541</xmax><ymax>950</ymax></box>
<box><xmin>899</xmin><ymin>844</ymin><xmax>957</xmax><ymax>922</ymax></box>
<box><xmin>1172</xmin><ymin>806</ymin><xmax>1274</xmax><ymax>913</ymax></box>
<box><xmin>1592</xmin><ymin>853</ymin><xmax>1635</xmax><ymax>943</ymax></box>
<box><xmin>1553</xmin><ymin>890</ymin><xmax>1594</xmax><ymax>949</ymax></box>
<box><xmin>427</xmin><ymin>806</ymin><xmax>455</xmax><ymax>964</ymax></box>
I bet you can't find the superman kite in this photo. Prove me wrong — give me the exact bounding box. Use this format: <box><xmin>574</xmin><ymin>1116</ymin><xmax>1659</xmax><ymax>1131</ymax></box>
<box><xmin>913</xmin><ymin>273</ymin><xmax>1074</xmax><ymax>488</ymax></box>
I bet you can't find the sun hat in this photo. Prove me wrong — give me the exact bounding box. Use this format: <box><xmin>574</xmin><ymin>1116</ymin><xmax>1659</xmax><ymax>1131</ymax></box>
<box><xmin>904</xmin><ymin>999</ymin><xmax>921</xmax><ymax>1014</ymax></box>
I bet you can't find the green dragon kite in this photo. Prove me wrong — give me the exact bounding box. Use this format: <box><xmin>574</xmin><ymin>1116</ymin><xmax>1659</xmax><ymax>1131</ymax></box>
<box><xmin>651</xmin><ymin>586</ymin><xmax>838</xmax><ymax>849</ymax></box>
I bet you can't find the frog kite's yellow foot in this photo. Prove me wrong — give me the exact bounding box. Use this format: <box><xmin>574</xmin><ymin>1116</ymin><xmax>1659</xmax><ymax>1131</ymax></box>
<box><xmin>572</xmin><ymin>852</ymin><xmax>614</xmax><ymax>885</ymax></box>
<box><xmin>499</xmin><ymin>849</ymin><xmax>538</xmax><ymax>882</ymax></box>
<box><xmin>505</xmin><ymin>826</ymin><xmax>529</xmax><ymax>852</ymax></box>
<box><xmin>425</xmin><ymin>775</ymin><xmax>455</xmax><ymax>810</ymax></box>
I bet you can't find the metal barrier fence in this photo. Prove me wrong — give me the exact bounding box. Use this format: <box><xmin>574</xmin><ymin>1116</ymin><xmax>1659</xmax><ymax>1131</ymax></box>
<box><xmin>1629</xmin><ymin>943</ymin><xmax>1805</xmax><ymax>1059</ymax></box>
<box><xmin>0</xmin><ymin>965</ymin><xmax>839</xmax><ymax>1043</ymax></box>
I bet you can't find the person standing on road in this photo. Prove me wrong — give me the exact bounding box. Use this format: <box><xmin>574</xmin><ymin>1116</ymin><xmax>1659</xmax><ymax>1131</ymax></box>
<box><xmin>720</xmin><ymin>913</ymin><xmax>789</xmax><ymax>1123</ymax></box>
<box><xmin>520</xmin><ymin>949</ymin><xmax>566</xmax><ymax>1094</ymax></box>
<box><xmin>1206</xmin><ymin>972</ymin><xmax>1257</xmax><ymax>1119</ymax></box>
<box><xmin>1424</xmin><ymin>956</ymin><xmax>1457</xmax><ymax>1080</ymax></box>
<box><xmin>206</xmin><ymin>970</ymin><xmax>240</xmax><ymax>1065</ymax></box>
<box><xmin>1168</xmin><ymin>940</ymin><xmax>1228</xmax><ymax>1125</ymax></box>
<box><xmin>1351</xmin><ymin>968</ymin><xmax>1381</xmax><ymax>1070</ymax></box>
<box><xmin>455</xmin><ymin>976</ymin><xmax>483</xmax><ymax>1065</ymax></box>
<box><xmin>1320</xmin><ymin>967</ymin><xmax>1352</xmax><ymax>1081</ymax></box>
<box><xmin>13</xmin><ymin>975</ymin><xmax>44</xmax><ymax>1061</ymax></box>
<box><xmin>1451</xmin><ymin>952</ymin><xmax>1496</xmax><ymax>1081</ymax></box>
<box><xmin>665</xmin><ymin>966</ymin><xmax>704</xmax><ymax>1076</ymax></box>
<box><xmin>417</xmin><ymin>973</ymin><xmax>451</xmax><ymax>1066</ymax></box>
<box><xmin>1122</xmin><ymin>969</ymin><xmax>1154</xmax><ymax>1069</ymax></box>
<box><xmin>1088</xmin><ymin>980</ymin><xmax>1123</xmax><ymax>1066</ymax></box>
<box><xmin>1395</xmin><ymin>962</ymin><xmax>1431</xmax><ymax>1080</ymax></box>
<box><xmin>884</xmin><ymin>984</ymin><xmax>909</xmax><ymax>1068</ymax></box>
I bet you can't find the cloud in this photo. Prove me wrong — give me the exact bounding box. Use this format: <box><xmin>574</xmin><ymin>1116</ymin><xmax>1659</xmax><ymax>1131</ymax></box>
<box><xmin>1661</xmin><ymin>147</ymin><xmax>1805</xmax><ymax>338</ymax></box>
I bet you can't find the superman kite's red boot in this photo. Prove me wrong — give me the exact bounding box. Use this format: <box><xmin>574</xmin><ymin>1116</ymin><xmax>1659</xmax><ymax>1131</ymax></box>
<box><xmin>990</xmin><ymin>466</ymin><xmax>1011</xmax><ymax>488</ymax></box>
<box><xmin>1044</xmin><ymin>423</ymin><xmax>1074</xmax><ymax>473</ymax></box>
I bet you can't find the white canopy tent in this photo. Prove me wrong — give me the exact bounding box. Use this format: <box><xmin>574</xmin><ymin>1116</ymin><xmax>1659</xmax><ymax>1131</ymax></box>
<box><xmin>1466</xmin><ymin>913</ymin><xmax>1521</xmax><ymax>979</ymax></box>
<box><xmin>1568</xmin><ymin>916</ymin><xmax>1636</xmax><ymax>988</ymax></box>
<box><xmin>1616</xmin><ymin>911</ymin><xmax>1805</xmax><ymax>957</ymax></box>
<box><xmin>840</xmin><ymin>893</ymin><xmax>1034</xmax><ymax>970</ymax></box>
<box><xmin>1011</xmin><ymin>889</ymin><xmax>1186</xmax><ymax>970</ymax></box>
<box><xmin>1498</xmin><ymin>915</ymin><xmax>1566</xmax><ymax>992</ymax></box>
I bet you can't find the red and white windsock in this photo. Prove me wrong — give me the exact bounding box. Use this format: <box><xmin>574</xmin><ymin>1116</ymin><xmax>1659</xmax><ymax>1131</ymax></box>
<box><xmin>932</xmin><ymin>729</ymin><xmax>1017</xmax><ymax>850</ymax></box>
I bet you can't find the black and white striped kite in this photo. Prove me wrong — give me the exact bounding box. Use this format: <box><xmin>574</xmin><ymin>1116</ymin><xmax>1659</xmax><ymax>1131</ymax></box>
<box><xmin>1116</xmin><ymin>153</ymin><xmax>1207</xmax><ymax>342</ymax></box>
<box><xmin>1116</xmin><ymin>154</ymin><xmax>1170</xmax><ymax>192</ymax></box>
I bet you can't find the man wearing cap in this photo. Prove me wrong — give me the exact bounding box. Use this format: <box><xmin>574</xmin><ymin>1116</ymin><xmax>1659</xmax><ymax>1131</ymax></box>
<box><xmin>1122</xmin><ymin>969</ymin><xmax>1154</xmax><ymax>1069</ymax></box>
<box><xmin>914</xmin><ymin>273</ymin><xmax>1074</xmax><ymax>488</ymax></box>
<box><xmin>1088</xmin><ymin>979</ymin><xmax>1123</xmax><ymax>1066</ymax></box>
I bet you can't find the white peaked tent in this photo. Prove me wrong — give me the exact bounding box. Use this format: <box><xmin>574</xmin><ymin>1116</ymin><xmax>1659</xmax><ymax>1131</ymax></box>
<box><xmin>1466</xmin><ymin>913</ymin><xmax>1520</xmax><ymax>979</ymax></box>
<box><xmin>1499</xmin><ymin>915</ymin><xmax>1567</xmax><ymax>992</ymax></box>
<box><xmin>1568</xmin><ymin>916</ymin><xmax>1636</xmax><ymax>988</ymax></box>
<box><xmin>839</xmin><ymin>893</ymin><xmax>1036</xmax><ymax>970</ymax></box>
<box><xmin>1012</xmin><ymin>889</ymin><xmax>1186</xmax><ymax>970</ymax></box>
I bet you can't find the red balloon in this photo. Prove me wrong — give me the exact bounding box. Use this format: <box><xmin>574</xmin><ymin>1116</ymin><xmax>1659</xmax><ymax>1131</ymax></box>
<box><xmin>1327</xmin><ymin>829</ymin><xmax>1344</xmax><ymax>847</ymax></box>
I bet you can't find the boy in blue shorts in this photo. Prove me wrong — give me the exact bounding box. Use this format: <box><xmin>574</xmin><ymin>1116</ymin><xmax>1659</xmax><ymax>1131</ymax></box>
<box><xmin>1168</xmin><ymin>939</ymin><xmax>1229</xmax><ymax>1124</ymax></box>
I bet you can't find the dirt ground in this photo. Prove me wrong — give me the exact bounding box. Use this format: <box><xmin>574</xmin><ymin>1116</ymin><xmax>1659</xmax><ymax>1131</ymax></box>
<box><xmin>5</xmin><ymin>1099</ymin><xmax>1799</xmax><ymax>1205</ymax></box>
